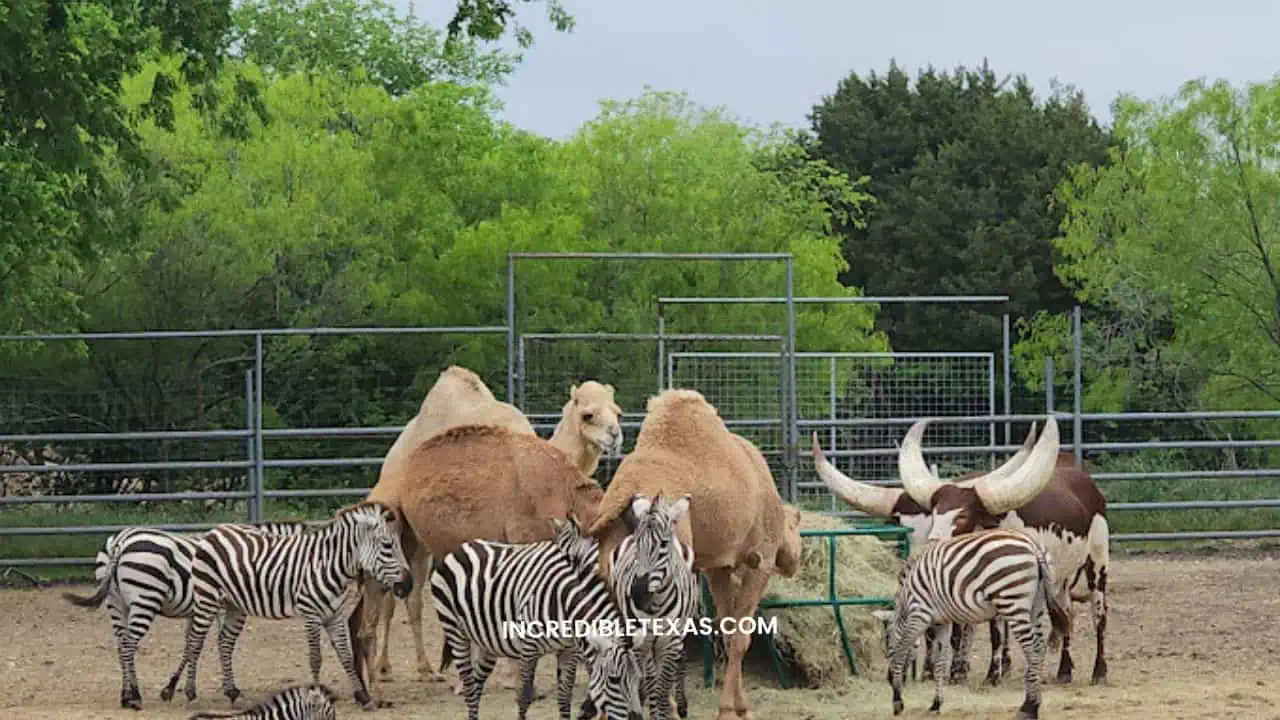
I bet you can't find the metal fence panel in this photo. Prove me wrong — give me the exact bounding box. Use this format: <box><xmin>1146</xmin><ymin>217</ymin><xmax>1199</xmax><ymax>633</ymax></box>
<box><xmin>670</xmin><ymin>351</ymin><xmax>995</xmax><ymax>509</ymax></box>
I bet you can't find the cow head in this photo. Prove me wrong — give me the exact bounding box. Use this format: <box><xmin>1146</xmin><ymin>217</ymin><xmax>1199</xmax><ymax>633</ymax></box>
<box><xmin>898</xmin><ymin>416</ymin><xmax>1060</xmax><ymax>541</ymax></box>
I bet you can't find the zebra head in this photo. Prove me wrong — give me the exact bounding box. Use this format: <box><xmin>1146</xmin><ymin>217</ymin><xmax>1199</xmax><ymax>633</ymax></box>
<box><xmin>302</xmin><ymin>683</ymin><xmax>338</xmax><ymax>720</ymax></box>
<box><xmin>550</xmin><ymin>513</ymin><xmax>599</xmax><ymax>575</ymax></box>
<box><xmin>578</xmin><ymin>630</ymin><xmax>646</xmax><ymax>720</ymax></box>
<box><xmin>342</xmin><ymin>502</ymin><xmax>413</xmax><ymax>599</ymax></box>
<box><xmin>614</xmin><ymin>492</ymin><xmax>691</xmax><ymax>615</ymax></box>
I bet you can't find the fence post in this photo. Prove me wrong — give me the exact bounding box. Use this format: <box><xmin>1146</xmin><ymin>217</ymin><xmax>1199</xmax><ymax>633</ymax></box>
<box><xmin>253</xmin><ymin>332</ymin><xmax>266</xmax><ymax>523</ymax></box>
<box><xmin>244</xmin><ymin>369</ymin><xmax>256</xmax><ymax>523</ymax></box>
<box><xmin>1072</xmin><ymin>305</ymin><xmax>1084</xmax><ymax>468</ymax></box>
<box><xmin>829</xmin><ymin>356</ymin><xmax>837</xmax><ymax>512</ymax></box>
<box><xmin>1045</xmin><ymin>356</ymin><xmax>1055</xmax><ymax>413</ymax></box>
<box><xmin>785</xmin><ymin>258</ymin><xmax>798</xmax><ymax>503</ymax></box>
<box><xmin>657</xmin><ymin>313</ymin><xmax>666</xmax><ymax>393</ymax></box>
<box><xmin>1002</xmin><ymin>313</ymin><xmax>1012</xmax><ymax>447</ymax></box>
<box><xmin>506</xmin><ymin>253</ymin><xmax>517</xmax><ymax>404</ymax></box>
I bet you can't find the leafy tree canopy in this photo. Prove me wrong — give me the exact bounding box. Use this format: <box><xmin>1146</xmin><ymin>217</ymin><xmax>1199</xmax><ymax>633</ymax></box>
<box><xmin>808</xmin><ymin>59</ymin><xmax>1115</xmax><ymax>354</ymax></box>
<box><xmin>1016</xmin><ymin>77</ymin><xmax>1280</xmax><ymax>416</ymax></box>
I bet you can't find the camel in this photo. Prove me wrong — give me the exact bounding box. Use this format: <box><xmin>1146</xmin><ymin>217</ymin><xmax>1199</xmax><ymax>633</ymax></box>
<box><xmin>349</xmin><ymin>423</ymin><xmax>610</xmax><ymax>707</ymax></box>
<box><xmin>359</xmin><ymin>366</ymin><xmax>623</xmax><ymax>686</ymax></box>
<box><xmin>585</xmin><ymin>389</ymin><xmax>803</xmax><ymax>720</ymax></box>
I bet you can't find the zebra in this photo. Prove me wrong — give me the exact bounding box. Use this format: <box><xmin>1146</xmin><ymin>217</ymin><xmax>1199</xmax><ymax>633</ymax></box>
<box><xmin>429</xmin><ymin>514</ymin><xmax>646</xmax><ymax>720</ymax></box>
<box><xmin>872</xmin><ymin>528</ymin><xmax>1072</xmax><ymax>719</ymax></box>
<box><xmin>160</xmin><ymin>502</ymin><xmax>412</xmax><ymax>710</ymax></box>
<box><xmin>187</xmin><ymin>683</ymin><xmax>338</xmax><ymax>720</ymax></box>
<box><xmin>604</xmin><ymin>493</ymin><xmax>699</xmax><ymax>720</ymax></box>
<box><xmin>62</xmin><ymin>521</ymin><xmax>314</xmax><ymax>710</ymax></box>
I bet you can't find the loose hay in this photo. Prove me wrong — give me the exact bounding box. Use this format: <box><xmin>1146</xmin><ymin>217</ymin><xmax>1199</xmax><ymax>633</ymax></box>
<box><xmin>755</xmin><ymin>510</ymin><xmax>904</xmax><ymax>687</ymax></box>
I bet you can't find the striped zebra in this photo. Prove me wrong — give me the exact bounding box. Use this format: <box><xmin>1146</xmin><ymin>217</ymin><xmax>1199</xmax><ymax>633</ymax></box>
<box><xmin>160</xmin><ymin>502</ymin><xmax>412</xmax><ymax>710</ymax></box>
<box><xmin>187</xmin><ymin>683</ymin><xmax>338</xmax><ymax>720</ymax></box>
<box><xmin>872</xmin><ymin>528</ymin><xmax>1072</xmax><ymax>719</ymax></box>
<box><xmin>430</xmin><ymin>515</ymin><xmax>646</xmax><ymax>720</ymax></box>
<box><xmin>62</xmin><ymin>522</ymin><xmax>313</xmax><ymax>710</ymax></box>
<box><xmin>604</xmin><ymin>494</ymin><xmax>699</xmax><ymax>720</ymax></box>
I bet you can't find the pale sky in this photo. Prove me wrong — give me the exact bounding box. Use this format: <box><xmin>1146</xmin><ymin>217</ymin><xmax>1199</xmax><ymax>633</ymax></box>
<box><xmin>399</xmin><ymin>0</ymin><xmax>1280</xmax><ymax>139</ymax></box>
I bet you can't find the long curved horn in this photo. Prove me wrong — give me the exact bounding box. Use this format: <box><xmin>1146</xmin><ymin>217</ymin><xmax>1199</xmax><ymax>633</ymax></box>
<box><xmin>972</xmin><ymin>415</ymin><xmax>1060</xmax><ymax>515</ymax></box>
<box><xmin>897</xmin><ymin>419</ymin><xmax>945</xmax><ymax>507</ymax></box>
<box><xmin>956</xmin><ymin>420</ymin><xmax>1038</xmax><ymax>488</ymax></box>
<box><xmin>811</xmin><ymin>433</ymin><xmax>901</xmax><ymax>516</ymax></box>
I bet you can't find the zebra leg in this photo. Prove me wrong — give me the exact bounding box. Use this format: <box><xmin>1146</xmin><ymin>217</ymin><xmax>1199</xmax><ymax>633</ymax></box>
<box><xmin>467</xmin><ymin>651</ymin><xmax>499</xmax><ymax>720</ymax></box>
<box><xmin>554</xmin><ymin>648</ymin><xmax>578</xmax><ymax>720</ymax></box>
<box><xmin>516</xmin><ymin>655</ymin><xmax>539</xmax><ymax>720</ymax></box>
<box><xmin>305</xmin><ymin>617</ymin><xmax>324</xmax><ymax>681</ymax></box>
<box><xmin>930</xmin><ymin>623</ymin><xmax>953</xmax><ymax>713</ymax></box>
<box><xmin>921</xmin><ymin>625</ymin><xmax>935</xmax><ymax>682</ymax></box>
<box><xmin>985</xmin><ymin>618</ymin><xmax>1010</xmax><ymax>686</ymax></box>
<box><xmin>452</xmin><ymin>642</ymin><xmax>482</xmax><ymax>720</ymax></box>
<box><xmin>322</xmin><ymin>615</ymin><xmax>382</xmax><ymax>711</ymax></box>
<box><xmin>1007</xmin><ymin>610</ymin><xmax>1046</xmax><ymax>720</ymax></box>
<box><xmin>215</xmin><ymin>607</ymin><xmax>248</xmax><ymax>703</ymax></box>
<box><xmin>887</xmin><ymin>614</ymin><xmax>930</xmax><ymax>716</ymax></box>
<box><xmin>651</xmin><ymin>637</ymin><xmax>682</xmax><ymax>720</ymax></box>
<box><xmin>163</xmin><ymin>607</ymin><xmax>213</xmax><ymax>703</ymax></box>
<box><xmin>949</xmin><ymin>623</ymin><xmax>972</xmax><ymax>684</ymax></box>
<box><xmin>111</xmin><ymin>598</ymin><xmax>146</xmax><ymax>709</ymax></box>
<box><xmin>673</xmin><ymin>644</ymin><xmax>690</xmax><ymax>719</ymax></box>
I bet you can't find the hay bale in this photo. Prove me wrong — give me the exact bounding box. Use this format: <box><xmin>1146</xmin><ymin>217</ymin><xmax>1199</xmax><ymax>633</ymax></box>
<box><xmin>756</xmin><ymin>510</ymin><xmax>904</xmax><ymax>687</ymax></box>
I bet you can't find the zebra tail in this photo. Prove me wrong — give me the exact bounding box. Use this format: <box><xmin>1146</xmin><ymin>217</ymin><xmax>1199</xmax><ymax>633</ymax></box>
<box><xmin>61</xmin><ymin>541</ymin><xmax>122</xmax><ymax>608</ymax></box>
<box><xmin>186</xmin><ymin>710</ymin><xmax>241</xmax><ymax>719</ymax></box>
<box><xmin>1036</xmin><ymin>554</ymin><xmax>1073</xmax><ymax>638</ymax></box>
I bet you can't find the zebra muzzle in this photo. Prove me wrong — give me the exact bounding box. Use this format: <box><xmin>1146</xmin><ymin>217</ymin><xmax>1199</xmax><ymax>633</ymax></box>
<box><xmin>392</xmin><ymin>574</ymin><xmax>414</xmax><ymax>599</ymax></box>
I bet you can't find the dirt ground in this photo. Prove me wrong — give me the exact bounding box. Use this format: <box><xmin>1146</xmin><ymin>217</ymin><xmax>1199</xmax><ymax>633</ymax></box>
<box><xmin>4</xmin><ymin>552</ymin><xmax>1280</xmax><ymax>719</ymax></box>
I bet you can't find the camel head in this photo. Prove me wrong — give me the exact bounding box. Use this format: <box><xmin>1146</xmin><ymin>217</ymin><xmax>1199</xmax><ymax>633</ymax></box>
<box><xmin>898</xmin><ymin>416</ymin><xmax>1060</xmax><ymax>541</ymax></box>
<box><xmin>337</xmin><ymin>502</ymin><xmax>413</xmax><ymax>599</ymax></box>
<box><xmin>578</xmin><ymin>629</ymin><xmax>646</xmax><ymax>720</ymax></box>
<box><xmin>550</xmin><ymin>513</ymin><xmax>599</xmax><ymax>575</ymax></box>
<box><xmin>612</xmin><ymin>493</ymin><xmax>691</xmax><ymax>615</ymax></box>
<box><xmin>563</xmin><ymin>381</ymin><xmax>624</xmax><ymax>457</ymax></box>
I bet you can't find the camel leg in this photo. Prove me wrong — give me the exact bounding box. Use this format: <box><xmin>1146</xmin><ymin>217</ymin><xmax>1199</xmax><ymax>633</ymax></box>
<box><xmin>356</xmin><ymin>579</ymin><xmax>389</xmax><ymax>707</ymax></box>
<box><xmin>399</xmin><ymin>532</ymin><xmax>442</xmax><ymax>682</ymax></box>
<box><xmin>707</xmin><ymin>566</ymin><xmax>770</xmax><ymax>720</ymax></box>
<box><xmin>375</xmin><ymin>588</ymin><xmax>397</xmax><ymax>679</ymax></box>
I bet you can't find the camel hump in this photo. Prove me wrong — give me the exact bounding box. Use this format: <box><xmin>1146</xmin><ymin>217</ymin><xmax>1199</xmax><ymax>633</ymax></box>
<box><xmin>440</xmin><ymin>365</ymin><xmax>490</xmax><ymax>393</ymax></box>
<box><xmin>417</xmin><ymin>423</ymin><xmax>517</xmax><ymax>451</ymax></box>
<box><xmin>645</xmin><ymin>388</ymin><xmax>719</xmax><ymax>418</ymax></box>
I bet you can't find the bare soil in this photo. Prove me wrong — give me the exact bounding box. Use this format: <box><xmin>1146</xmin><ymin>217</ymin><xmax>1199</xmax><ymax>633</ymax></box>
<box><xmin>4</xmin><ymin>553</ymin><xmax>1280</xmax><ymax>719</ymax></box>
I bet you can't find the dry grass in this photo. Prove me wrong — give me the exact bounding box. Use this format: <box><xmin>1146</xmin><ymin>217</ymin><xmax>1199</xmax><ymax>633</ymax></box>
<box><xmin>761</xmin><ymin>511</ymin><xmax>902</xmax><ymax>686</ymax></box>
<box><xmin>5</xmin><ymin>552</ymin><xmax>1280</xmax><ymax>719</ymax></box>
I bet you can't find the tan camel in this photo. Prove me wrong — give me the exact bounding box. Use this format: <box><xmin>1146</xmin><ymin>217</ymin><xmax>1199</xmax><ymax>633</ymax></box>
<box><xmin>585</xmin><ymin>389</ymin><xmax>803</xmax><ymax>720</ymax></box>
<box><xmin>350</xmin><ymin>424</ymin><xmax>609</xmax><ymax>707</ymax></box>
<box><xmin>362</xmin><ymin>366</ymin><xmax>622</xmax><ymax>685</ymax></box>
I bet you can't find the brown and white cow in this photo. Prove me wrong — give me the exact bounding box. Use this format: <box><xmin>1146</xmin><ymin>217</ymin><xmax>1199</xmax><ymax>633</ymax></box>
<box><xmin>812</xmin><ymin>415</ymin><xmax>1110</xmax><ymax>686</ymax></box>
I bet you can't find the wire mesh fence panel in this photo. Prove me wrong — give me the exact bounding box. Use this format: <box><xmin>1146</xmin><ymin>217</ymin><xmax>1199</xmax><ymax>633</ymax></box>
<box><xmin>666</xmin><ymin>351</ymin><xmax>789</xmax><ymax>491</ymax></box>
<box><xmin>519</xmin><ymin>335</ymin><xmax>784</xmax><ymax>487</ymax></box>
<box><xmin>0</xmin><ymin>334</ymin><xmax>258</xmax><ymax>500</ymax></box>
<box><xmin>259</xmin><ymin>330</ymin><xmax>509</xmax><ymax>513</ymax></box>
<box><xmin>797</xmin><ymin>352</ymin><xmax>996</xmax><ymax>511</ymax></box>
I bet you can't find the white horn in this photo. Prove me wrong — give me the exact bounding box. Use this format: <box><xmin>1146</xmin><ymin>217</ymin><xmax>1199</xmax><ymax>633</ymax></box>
<box><xmin>972</xmin><ymin>416</ymin><xmax>1060</xmax><ymax>515</ymax></box>
<box><xmin>811</xmin><ymin>433</ymin><xmax>902</xmax><ymax>517</ymax></box>
<box><xmin>957</xmin><ymin>420</ymin><xmax>1038</xmax><ymax>488</ymax></box>
<box><xmin>897</xmin><ymin>419</ymin><xmax>945</xmax><ymax>507</ymax></box>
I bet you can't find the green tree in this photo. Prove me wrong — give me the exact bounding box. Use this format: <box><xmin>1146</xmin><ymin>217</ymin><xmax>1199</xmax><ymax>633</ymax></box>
<box><xmin>0</xmin><ymin>0</ymin><xmax>237</xmax><ymax>332</ymax></box>
<box><xmin>807</xmin><ymin>60</ymin><xmax>1115</xmax><ymax>355</ymax></box>
<box><xmin>231</xmin><ymin>0</ymin><xmax>517</xmax><ymax>93</ymax></box>
<box><xmin>447</xmin><ymin>0</ymin><xmax>576</xmax><ymax>48</ymax></box>
<box><xmin>1036</xmin><ymin>77</ymin><xmax>1280</xmax><ymax>414</ymax></box>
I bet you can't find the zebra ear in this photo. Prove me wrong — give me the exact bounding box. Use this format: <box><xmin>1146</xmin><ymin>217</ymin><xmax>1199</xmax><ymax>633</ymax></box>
<box><xmin>630</xmin><ymin>494</ymin><xmax>652</xmax><ymax>522</ymax></box>
<box><xmin>666</xmin><ymin>494</ymin><xmax>691</xmax><ymax>523</ymax></box>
